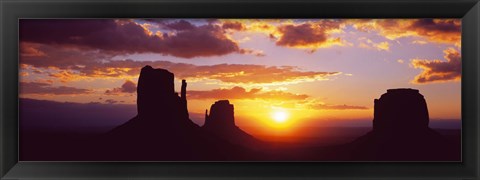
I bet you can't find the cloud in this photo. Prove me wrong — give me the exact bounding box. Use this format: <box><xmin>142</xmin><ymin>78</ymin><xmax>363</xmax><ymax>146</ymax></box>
<box><xmin>188</xmin><ymin>86</ymin><xmax>309</xmax><ymax>101</ymax></box>
<box><xmin>19</xmin><ymin>42</ymin><xmax>116</xmax><ymax>76</ymax></box>
<box><xmin>357</xmin><ymin>37</ymin><xmax>390</xmax><ymax>51</ymax></box>
<box><xmin>375</xmin><ymin>42</ymin><xmax>390</xmax><ymax>51</ymax></box>
<box><xmin>19</xmin><ymin>19</ymin><xmax>259</xmax><ymax>58</ymax></box>
<box><xmin>238</xmin><ymin>48</ymin><xmax>266</xmax><ymax>57</ymax></box>
<box><xmin>409</xmin><ymin>19</ymin><xmax>461</xmax><ymax>43</ymax></box>
<box><xmin>222</xmin><ymin>21</ymin><xmax>246</xmax><ymax>31</ymax></box>
<box><xmin>411</xmin><ymin>48</ymin><xmax>461</xmax><ymax>84</ymax></box>
<box><xmin>20</xmin><ymin>72</ymin><xmax>29</xmax><ymax>77</ymax></box>
<box><xmin>20</xmin><ymin>19</ymin><xmax>163</xmax><ymax>54</ymax></box>
<box><xmin>20</xmin><ymin>82</ymin><xmax>93</xmax><ymax>95</ymax></box>
<box><xmin>158</xmin><ymin>23</ymin><xmax>245</xmax><ymax>58</ymax></box>
<box><xmin>310</xmin><ymin>103</ymin><xmax>369</xmax><ymax>110</ymax></box>
<box><xmin>20</xmin><ymin>44</ymin><xmax>339</xmax><ymax>84</ymax></box>
<box><xmin>218</xmin><ymin>19</ymin><xmax>347</xmax><ymax>51</ymax></box>
<box><xmin>411</xmin><ymin>40</ymin><xmax>428</xmax><ymax>45</ymax></box>
<box><xmin>144</xmin><ymin>62</ymin><xmax>339</xmax><ymax>85</ymax></box>
<box><xmin>21</xmin><ymin>19</ymin><xmax>460</xmax><ymax>60</ymax></box>
<box><xmin>105</xmin><ymin>80</ymin><xmax>137</xmax><ymax>95</ymax></box>
<box><xmin>276</xmin><ymin>23</ymin><xmax>327</xmax><ymax>47</ymax></box>
<box><xmin>20</xmin><ymin>42</ymin><xmax>47</xmax><ymax>57</ymax></box>
<box><xmin>163</xmin><ymin>20</ymin><xmax>196</xmax><ymax>30</ymax></box>
<box><xmin>222</xmin><ymin>19</ymin><xmax>460</xmax><ymax>48</ymax></box>
<box><xmin>105</xmin><ymin>99</ymin><xmax>120</xmax><ymax>104</ymax></box>
<box><xmin>275</xmin><ymin>21</ymin><xmax>345</xmax><ymax>49</ymax></box>
<box><xmin>350</xmin><ymin>19</ymin><xmax>460</xmax><ymax>46</ymax></box>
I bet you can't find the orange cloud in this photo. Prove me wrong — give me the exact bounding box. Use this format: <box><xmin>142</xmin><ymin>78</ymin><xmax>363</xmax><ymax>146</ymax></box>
<box><xmin>357</xmin><ymin>37</ymin><xmax>390</xmax><ymax>51</ymax></box>
<box><xmin>25</xmin><ymin>59</ymin><xmax>340</xmax><ymax>85</ymax></box>
<box><xmin>411</xmin><ymin>48</ymin><xmax>461</xmax><ymax>84</ymax></box>
<box><xmin>171</xmin><ymin>63</ymin><xmax>339</xmax><ymax>84</ymax></box>
<box><xmin>20</xmin><ymin>44</ymin><xmax>339</xmax><ymax>84</ymax></box>
<box><xmin>20</xmin><ymin>42</ymin><xmax>47</xmax><ymax>57</ymax></box>
<box><xmin>188</xmin><ymin>86</ymin><xmax>309</xmax><ymax>101</ymax></box>
<box><xmin>49</xmin><ymin>70</ymin><xmax>92</xmax><ymax>83</ymax></box>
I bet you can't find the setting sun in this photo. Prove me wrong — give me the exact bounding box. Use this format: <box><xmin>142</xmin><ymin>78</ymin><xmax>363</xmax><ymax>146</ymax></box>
<box><xmin>272</xmin><ymin>110</ymin><xmax>289</xmax><ymax>123</ymax></box>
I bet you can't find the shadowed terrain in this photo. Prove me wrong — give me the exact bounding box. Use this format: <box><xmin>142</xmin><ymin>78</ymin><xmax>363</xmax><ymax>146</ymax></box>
<box><xmin>19</xmin><ymin>66</ymin><xmax>461</xmax><ymax>161</ymax></box>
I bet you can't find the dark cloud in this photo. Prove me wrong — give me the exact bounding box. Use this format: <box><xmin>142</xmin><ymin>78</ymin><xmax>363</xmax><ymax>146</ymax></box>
<box><xmin>20</xmin><ymin>42</ymin><xmax>113</xmax><ymax>72</ymax></box>
<box><xmin>275</xmin><ymin>21</ymin><xmax>344</xmax><ymax>49</ymax></box>
<box><xmin>411</xmin><ymin>48</ymin><xmax>461</xmax><ymax>83</ymax></box>
<box><xmin>408</xmin><ymin>19</ymin><xmax>461</xmax><ymax>45</ymax></box>
<box><xmin>238</xmin><ymin>48</ymin><xmax>266</xmax><ymax>57</ymax></box>
<box><xmin>158</xmin><ymin>24</ymin><xmax>243</xmax><ymax>58</ymax></box>
<box><xmin>105</xmin><ymin>99</ymin><xmax>119</xmax><ymax>104</ymax></box>
<box><xmin>19</xmin><ymin>19</ymin><xmax>255</xmax><ymax>58</ymax></box>
<box><xmin>222</xmin><ymin>21</ymin><xmax>246</xmax><ymax>31</ymax></box>
<box><xmin>164</xmin><ymin>20</ymin><xmax>196</xmax><ymax>30</ymax></box>
<box><xmin>351</xmin><ymin>19</ymin><xmax>461</xmax><ymax>45</ymax></box>
<box><xmin>20</xmin><ymin>19</ymin><xmax>163</xmax><ymax>54</ymax></box>
<box><xmin>188</xmin><ymin>86</ymin><xmax>309</xmax><ymax>100</ymax></box>
<box><xmin>276</xmin><ymin>23</ymin><xmax>328</xmax><ymax>47</ymax></box>
<box><xmin>105</xmin><ymin>80</ymin><xmax>137</xmax><ymax>95</ymax></box>
<box><xmin>20</xmin><ymin>82</ymin><xmax>93</xmax><ymax>95</ymax></box>
<box><xmin>409</xmin><ymin>19</ymin><xmax>460</xmax><ymax>35</ymax></box>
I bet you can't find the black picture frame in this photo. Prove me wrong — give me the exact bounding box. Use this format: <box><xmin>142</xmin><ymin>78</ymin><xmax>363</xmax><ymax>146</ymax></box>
<box><xmin>1</xmin><ymin>0</ymin><xmax>479</xmax><ymax>179</ymax></box>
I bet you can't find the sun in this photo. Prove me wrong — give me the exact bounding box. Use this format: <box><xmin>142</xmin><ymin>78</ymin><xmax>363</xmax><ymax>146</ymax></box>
<box><xmin>272</xmin><ymin>110</ymin><xmax>289</xmax><ymax>123</ymax></box>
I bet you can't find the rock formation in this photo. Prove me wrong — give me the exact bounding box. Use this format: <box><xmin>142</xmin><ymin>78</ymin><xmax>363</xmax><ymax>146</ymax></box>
<box><xmin>112</xmin><ymin>65</ymin><xmax>196</xmax><ymax>133</ymax></box>
<box><xmin>373</xmin><ymin>89</ymin><xmax>429</xmax><ymax>133</ymax></box>
<box><xmin>203</xmin><ymin>100</ymin><xmax>262</xmax><ymax>149</ymax></box>
<box><xmin>349</xmin><ymin>88</ymin><xmax>459</xmax><ymax>161</ymax></box>
<box><xmin>103</xmin><ymin>65</ymin><xmax>257</xmax><ymax>160</ymax></box>
<box><xmin>204</xmin><ymin>100</ymin><xmax>235</xmax><ymax>129</ymax></box>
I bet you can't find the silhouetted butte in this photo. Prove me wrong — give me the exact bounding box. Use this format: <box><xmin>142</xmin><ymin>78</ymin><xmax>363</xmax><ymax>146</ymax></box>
<box><xmin>101</xmin><ymin>65</ymin><xmax>258</xmax><ymax>160</ymax></box>
<box><xmin>349</xmin><ymin>88</ymin><xmax>459</xmax><ymax>161</ymax></box>
<box><xmin>203</xmin><ymin>100</ymin><xmax>262</xmax><ymax>148</ymax></box>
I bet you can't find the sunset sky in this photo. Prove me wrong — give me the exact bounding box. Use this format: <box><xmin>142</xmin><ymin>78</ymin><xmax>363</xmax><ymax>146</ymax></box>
<box><xmin>19</xmin><ymin>19</ymin><xmax>461</xmax><ymax>136</ymax></box>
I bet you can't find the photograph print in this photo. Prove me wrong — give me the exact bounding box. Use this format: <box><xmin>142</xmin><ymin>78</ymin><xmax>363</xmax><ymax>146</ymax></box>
<box><xmin>19</xmin><ymin>19</ymin><xmax>461</xmax><ymax>161</ymax></box>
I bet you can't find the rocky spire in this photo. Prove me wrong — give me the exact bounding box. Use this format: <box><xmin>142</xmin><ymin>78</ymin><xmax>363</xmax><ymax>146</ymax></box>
<box><xmin>181</xmin><ymin>79</ymin><xmax>189</xmax><ymax>118</ymax></box>
<box><xmin>181</xmin><ymin>79</ymin><xmax>187</xmax><ymax>102</ymax></box>
<box><xmin>205</xmin><ymin>109</ymin><xmax>209</xmax><ymax>123</ymax></box>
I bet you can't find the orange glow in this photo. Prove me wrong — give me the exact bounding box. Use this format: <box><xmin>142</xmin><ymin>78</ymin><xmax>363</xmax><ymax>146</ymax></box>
<box><xmin>18</xmin><ymin>19</ymin><xmax>462</xmax><ymax>141</ymax></box>
<box><xmin>271</xmin><ymin>109</ymin><xmax>289</xmax><ymax>123</ymax></box>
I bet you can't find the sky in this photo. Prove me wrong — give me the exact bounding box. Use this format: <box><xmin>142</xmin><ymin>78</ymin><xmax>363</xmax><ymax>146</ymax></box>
<box><xmin>19</xmin><ymin>19</ymin><xmax>461</xmax><ymax>136</ymax></box>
